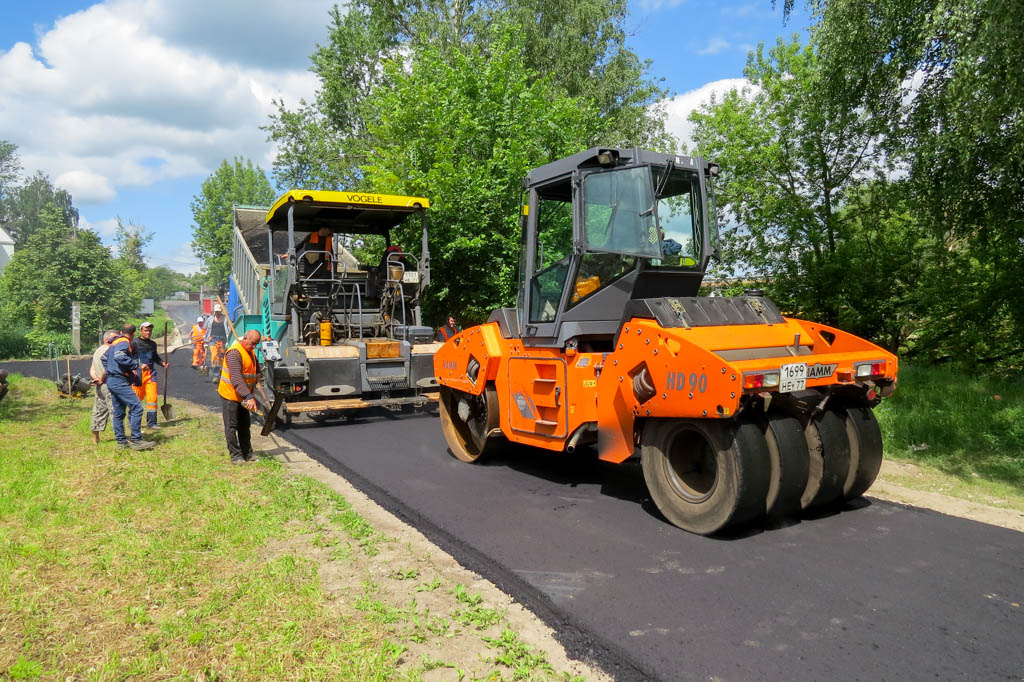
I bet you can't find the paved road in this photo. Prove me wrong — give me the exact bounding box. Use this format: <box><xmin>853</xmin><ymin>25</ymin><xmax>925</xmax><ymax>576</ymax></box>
<box><xmin>6</xmin><ymin>307</ymin><xmax>1023</xmax><ymax>680</ymax></box>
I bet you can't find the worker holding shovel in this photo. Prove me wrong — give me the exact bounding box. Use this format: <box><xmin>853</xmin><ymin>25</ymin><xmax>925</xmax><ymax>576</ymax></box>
<box><xmin>133</xmin><ymin>322</ymin><xmax>167</xmax><ymax>430</ymax></box>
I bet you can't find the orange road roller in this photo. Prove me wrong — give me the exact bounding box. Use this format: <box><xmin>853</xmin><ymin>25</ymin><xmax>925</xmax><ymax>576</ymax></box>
<box><xmin>434</xmin><ymin>147</ymin><xmax>897</xmax><ymax>535</ymax></box>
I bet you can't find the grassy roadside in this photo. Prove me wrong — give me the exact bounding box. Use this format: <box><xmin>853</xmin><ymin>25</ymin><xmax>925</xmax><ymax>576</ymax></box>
<box><xmin>0</xmin><ymin>376</ymin><xmax>589</xmax><ymax>681</ymax></box>
<box><xmin>128</xmin><ymin>301</ymin><xmax>175</xmax><ymax>337</ymax></box>
<box><xmin>875</xmin><ymin>363</ymin><xmax>1024</xmax><ymax>502</ymax></box>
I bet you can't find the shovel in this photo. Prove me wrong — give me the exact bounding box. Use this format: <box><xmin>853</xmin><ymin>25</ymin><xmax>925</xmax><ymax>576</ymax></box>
<box><xmin>160</xmin><ymin>322</ymin><xmax>177</xmax><ymax>421</ymax></box>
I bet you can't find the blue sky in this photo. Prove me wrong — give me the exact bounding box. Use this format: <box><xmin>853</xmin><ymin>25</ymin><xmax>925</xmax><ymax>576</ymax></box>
<box><xmin>0</xmin><ymin>0</ymin><xmax>810</xmax><ymax>274</ymax></box>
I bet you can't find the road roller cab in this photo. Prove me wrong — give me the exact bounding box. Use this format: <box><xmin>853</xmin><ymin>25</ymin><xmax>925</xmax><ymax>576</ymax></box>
<box><xmin>434</xmin><ymin>147</ymin><xmax>898</xmax><ymax>535</ymax></box>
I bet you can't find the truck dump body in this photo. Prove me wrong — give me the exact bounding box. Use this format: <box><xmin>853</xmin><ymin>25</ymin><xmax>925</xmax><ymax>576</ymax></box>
<box><xmin>434</xmin><ymin>147</ymin><xmax>897</xmax><ymax>534</ymax></box>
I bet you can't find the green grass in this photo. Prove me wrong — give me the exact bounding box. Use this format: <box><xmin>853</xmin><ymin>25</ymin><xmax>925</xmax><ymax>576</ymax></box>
<box><xmin>876</xmin><ymin>363</ymin><xmax>1024</xmax><ymax>487</ymax></box>
<box><xmin>0</xmin><ymin>376</ymin><xmax>402</xmax><ymax>679</ymax></box>
<box><xmin>0</xmin><ymin>376</ymin><xmax>593</xmax><ymax>682</ymax></box>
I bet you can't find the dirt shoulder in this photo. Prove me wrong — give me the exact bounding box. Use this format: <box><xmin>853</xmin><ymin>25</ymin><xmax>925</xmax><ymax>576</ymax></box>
<box><xmin>870</xmin><ymin>460</ymin><xmax>1024</xmax><ymax>533</ymax></box>
<box><xmin>250</xmin><ymin>425</ymin><xmax>611</xmax><ymax>681</ymax></box>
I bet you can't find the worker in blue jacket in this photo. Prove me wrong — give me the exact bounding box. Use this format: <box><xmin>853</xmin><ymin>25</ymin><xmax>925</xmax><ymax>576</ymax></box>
<box><xmin>104</xmin><ymin>324</ymin><xmax>156</xmax><ymax>451</ymax></box>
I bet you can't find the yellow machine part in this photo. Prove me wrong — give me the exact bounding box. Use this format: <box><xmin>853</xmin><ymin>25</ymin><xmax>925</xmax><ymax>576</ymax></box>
<box><xmin>319</xmin><ymin>320</ymin><xmax>332</xmax><ymax>346</ymax></box>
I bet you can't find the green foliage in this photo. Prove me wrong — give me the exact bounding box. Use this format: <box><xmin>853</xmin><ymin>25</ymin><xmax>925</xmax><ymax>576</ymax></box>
<box><xmin>2</xmin><ymin>171</ymin><xmax>79</xmax><ymax>247</ymax></box>
<box><xmin>113</xmin><ymin>217</ymin><xmax>152</xmax><ymax>272</ymax></box>
<box><xmin>691</xmin><ymin>36</ymin><xmax>900</xmax><ymax>338</ymax></box>
<box><xmin>267</xmin><ymin>0</ymin><xmax>667</xmax><ymax>194</ymax></box>
<box><xmin>0</xmin><ymin>205</ymin><xmax>143</xmax><ymax>340</ymax></box>
<box><xmin>808</xmin><ymin>0</ymin><xmax>1024</xmax><ymax>367</ymax></box>
<box><xmin>0</xmin><ymin>139</ymin><xmax>20</xmax><ymax>213</ymax></box>
<box><xmin>875</xmin><ymin>363</ymin><xmax>1024</xmax><ymax>486</ymax></box>
<box><xmin>190</xmin><ymin>158</ymin><xmax>274</xmax><ymax>284</ymax></box>
<box><xmin>141</xmin><ymin>266</ymin><xmax>191</xmax><ymax>301</ymax></box>
<box><xmin>360</xmin><ymin>28</ymin><xmax>603</xmax><ymax>322</ymax></box>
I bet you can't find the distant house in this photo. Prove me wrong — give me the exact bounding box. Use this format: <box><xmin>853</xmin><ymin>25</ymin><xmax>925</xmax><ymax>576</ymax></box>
<box><xmin>0</xmin><ymin>226</ymin><xmax>13</xmax><ymax>276</ymax></box>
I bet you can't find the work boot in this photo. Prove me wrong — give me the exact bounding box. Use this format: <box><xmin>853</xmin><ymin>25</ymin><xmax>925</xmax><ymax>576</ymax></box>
<box><xmin>147</xmin><ymin>423</ymin><xmax>162</xmax><ymax>430</ymax></box>
<box><xmin>116</xmin><ymin>441</ymin><xmax>130</xmax><ymax>450</ymax></box>
<box><xmin>130</xmin><ymin>440</ymin><xmax>156</xmax><ymax>451</ymax></box>
<box><xmin>230</xmin><ymin>457</ymin><xmax>245</xmax><ymax>466</ymax></box>
<box><xmin>243</xmin><ymin>451</ymin><xmax>257</xmax><ymax>462</ymax></box>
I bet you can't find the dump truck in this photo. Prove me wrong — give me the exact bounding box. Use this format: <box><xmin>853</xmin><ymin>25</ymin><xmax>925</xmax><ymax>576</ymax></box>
<box><xmin>434</xmin><ymin>147</ymin><xmax>898</xmax><ymax>535</ymax></box>
<box><xmin>229</xmin><ymin>190</ymin><xmax>440</xmax><ymax>426</ymax></box>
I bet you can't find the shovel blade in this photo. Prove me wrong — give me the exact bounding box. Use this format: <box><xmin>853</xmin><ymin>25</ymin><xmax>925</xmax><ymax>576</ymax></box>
<box><xmin>260</xmin><ymin>393</ymin><xmax>285</xmax><ymax>436</ymax></box>
<box><xmin>161</xmin><ymin>404</ymin><xmax>176</xmax><ymax>420</ymax></box>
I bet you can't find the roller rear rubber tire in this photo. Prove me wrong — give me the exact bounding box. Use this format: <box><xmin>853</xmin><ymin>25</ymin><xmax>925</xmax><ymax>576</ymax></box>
<box><xmin>842</xmin><ymin>406</ymin><xmax>884</xmax><ymax>499</ymax></box>
<box><xmin>641</xmin><ymin>419</ymin><xmax>770</xmax><ymax>535</ymax></box>
<box><xmin>800</xmin><ymin>409</ymin><xmax>851</xmax><ymax>509</ymax></box>
<box><xmin>760</xmin><ymin>414</ymin><xmax>810</xmax><ymax>518</ymax></box>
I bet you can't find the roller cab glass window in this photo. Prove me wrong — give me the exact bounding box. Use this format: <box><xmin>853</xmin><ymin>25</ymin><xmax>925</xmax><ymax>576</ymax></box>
<box><xmin>581</xmin><ymin>165</ymin><xmax>662</xmax><ymax>259</ymax></box>
<box><xmin>649</xmin><ymin>165</ymin><xmax>703</xmax><ymax>268</ymax></box>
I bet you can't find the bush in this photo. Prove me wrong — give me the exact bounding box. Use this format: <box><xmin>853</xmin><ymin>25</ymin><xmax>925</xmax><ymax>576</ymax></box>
<box><xmin>24</xmin><ymin>328</ymin><xmax>74</xmax><ymax>358</ymax></box>
<box><xmin>0</xmin><ymin>324</ymin><xmax>32</xmax><ymax>359</ymax></box>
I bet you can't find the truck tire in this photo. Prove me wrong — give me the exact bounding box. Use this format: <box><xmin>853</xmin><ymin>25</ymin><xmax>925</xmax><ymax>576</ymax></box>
<box><xmin>800</xmin><ymin>409</ymin><xmax>851</xmax><ymax>509</ymax></box>
<box><xmin>640</xmin><ymin>419</ymin><xmax>770</xmax><ymax>535</ymax></box>
<box><xmin>842</xmin><ymin>406</ymin><xmax>884</xmax><ymax>500</ymax></box>
<box><xmin>439</xmin><ymin>385</ymin><xmax>499</xmax><ymax>463</ymax></box>
<box><xmin>760</xmin><ymin>413</ymin><xmax>809</xmax><ymax>518</ymax></box>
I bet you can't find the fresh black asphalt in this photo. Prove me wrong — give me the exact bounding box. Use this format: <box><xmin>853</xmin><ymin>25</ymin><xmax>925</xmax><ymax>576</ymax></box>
<box><xmin>5</xmin><ymin>302</ymin><xmax>1022</xmax><ymax>680</ymax></box>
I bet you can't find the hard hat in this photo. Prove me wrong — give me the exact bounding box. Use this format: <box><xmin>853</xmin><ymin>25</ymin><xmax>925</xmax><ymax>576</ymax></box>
<box><xmin>196</xmin><ymin>316</ymin><xmax>204</xmax><ymax>322</ymax></box>
<box><xmin>140</xmin><ymin>321</ymin><xmax>154</xmax><ymax>329</ymax></box>
<box><xmin>213</xmin><ymin>304</ymin><xmax>222</xmax><ymax>312</ymax></box>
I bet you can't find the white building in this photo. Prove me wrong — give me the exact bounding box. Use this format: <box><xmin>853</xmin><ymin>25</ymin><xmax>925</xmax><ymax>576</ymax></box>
<box><xmin>0</xmin><ymin>226</ymin><xmax>13</xmax><ymax>276</ymax></box>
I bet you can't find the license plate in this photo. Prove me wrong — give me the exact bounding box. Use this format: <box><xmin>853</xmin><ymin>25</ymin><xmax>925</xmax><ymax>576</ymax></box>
<box><xmin>780</xmin><ymin>362</ymin><xmax>807</xmax><ymax>393</ymax></box>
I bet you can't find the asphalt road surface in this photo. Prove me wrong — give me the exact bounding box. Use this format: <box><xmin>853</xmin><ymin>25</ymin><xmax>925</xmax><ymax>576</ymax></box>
<box><xmin>6</xmin><ymin>302</ymin><xmax>1022</xmax><ymax>680</ymax></box>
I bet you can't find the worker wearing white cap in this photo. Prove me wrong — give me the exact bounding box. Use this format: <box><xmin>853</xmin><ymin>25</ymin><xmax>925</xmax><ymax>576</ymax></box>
<box><xmin>190</xmin><ymin>316</ymin><xmax>206</xmax><ymax>368</ymax></box>
<box><xmin>205</xmin><ymin>304</ymin><xmax>231</xmax><ymax>383</ymax></box>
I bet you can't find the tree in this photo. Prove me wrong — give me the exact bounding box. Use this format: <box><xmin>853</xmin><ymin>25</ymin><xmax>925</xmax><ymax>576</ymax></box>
<box><xmin>0</xmin><ymin>140</ymin><xmax>20</xmax><ymax>217</ymax></box>
<box><xmin>3</xmin><ymin>172</ymin><xmax>79</xmax><ymax>246</ymax></box>
<box><xmin>0</xmin><ymin>205</ymin><xmax>143</xmax><ymax>337</ymax></box>
<box><xmin>265</xmin><ymin>0</ymin><xmax>669</xmax><ymax>191</ymax></box>
<box><xmin>190</xmin><ymin>158</ymin><xmax>275</xmax><ymax>285</ymax></box>
<box><xmin>114</xmin><ymin>217</ymin><xmax>153</xmax><ymax>272</ymax></box>
<box><xmin>690</xmin><ymin>37</ymin><xmax>900</xmax><ymax>337</ymax></box>
<box><xmin>359</xmin><ymin>26</ymin><xmax>603</xmax><ymax>322</ymax></box>
<box><xmin>806</xmin><ymin>0</ymin><xmax>1024</xmax><ymax>366</ymax></box>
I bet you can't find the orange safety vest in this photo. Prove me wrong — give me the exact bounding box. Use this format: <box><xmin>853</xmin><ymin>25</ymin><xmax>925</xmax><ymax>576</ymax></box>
<box><xmin>190</xmin><ymin>324</ymin><xmax>205</xmax><ymax>343</ymax></box>
<box><xmin>308</xmin><ymin>232</ymin><xmax>334</xmax><ymax>270</ymax></box>
<box><xmin>106</xmin><ymin>336</ymin><xmax>135</xmax><ymax>377</ymax></box>
<box><xmin>217</xmin><ymin>341</ymin><xmax>259</xmax><ymax>403</ymax></box>
<box><xmin>438</xmin><ymin>326</ymin><xmax>456</xmax><ymax>342</ymax></box>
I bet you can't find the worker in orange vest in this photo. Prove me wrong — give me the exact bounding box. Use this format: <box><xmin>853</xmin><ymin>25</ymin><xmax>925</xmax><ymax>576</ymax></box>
<box><xmin>218</xmin><ymin>329</ymin><xmax>262</xmax><ymax>465</ymax></box>
<box><xmin>297</xmin><ymin>226</ymin><xmax>334</xmax><ymax>275</ymax></box>
<box><xmin>436</xmin><ymin>314</ymin><xmax>461</xmax><ymax>342</ymax></box>
<box><xmin>190</xmin><ymin>316</ymin><xmax>206</xmax><ymax>368</ymax></box>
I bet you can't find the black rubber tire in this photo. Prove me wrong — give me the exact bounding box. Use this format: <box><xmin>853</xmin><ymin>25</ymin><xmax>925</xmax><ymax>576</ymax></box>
<box><xmin>759</xmin><ymin>413</ymin><xmax>810</xmax><ymax>518</ymax></box>
<box><xmin>439</xmin><ymin>385</ymin><xmax>499</xmax><ymax>463</ymax></box>
<box><xmin>800</xmin><ymin>409</ymin><xmax>851</xmax><ymax>509</ymax></box>
<box><xmin>842</xmin><ymin>406</ymin><xmax>884</xmax><ymax>499</ymax></box>
<box><xmin>640</xmin><ymin>419</ymin><xmax>770</xmax><ymax>535</ymax></box>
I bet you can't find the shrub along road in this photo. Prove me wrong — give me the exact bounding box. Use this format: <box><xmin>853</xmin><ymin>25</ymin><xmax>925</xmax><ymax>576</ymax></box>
<box><xmin>4</xmin><ymin>324</ymin><xmax>1023</xmax><ymax>681</ymax></box>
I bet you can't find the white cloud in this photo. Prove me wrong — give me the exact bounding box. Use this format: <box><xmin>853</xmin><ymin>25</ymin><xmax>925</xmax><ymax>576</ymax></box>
<box><xmin>660</xmin><ymin>78</ymin><xmax>756</xmax><ymax>150</ymax></box>
<box><xmin>79</xmin><ymin>215</ymin><xmax>121</xmax><ymax>237</ymax></box>
<box><xmin>0</xmin><ymin>0</ymin><xmax>331</xmax><ymax>206</ymax></box>
<box><xmin>697</xmin><ymin>37</ymin><xmax>731</xmax><ymax>56</ymax></box>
